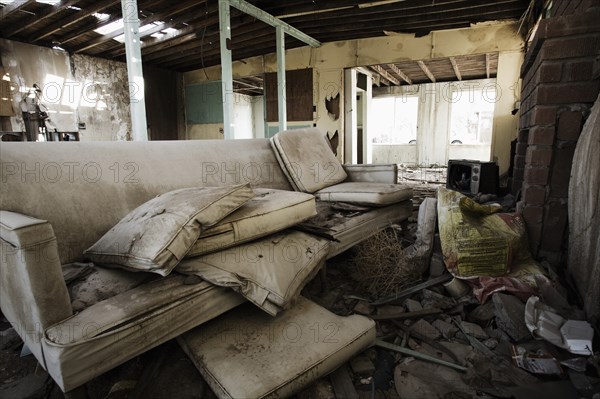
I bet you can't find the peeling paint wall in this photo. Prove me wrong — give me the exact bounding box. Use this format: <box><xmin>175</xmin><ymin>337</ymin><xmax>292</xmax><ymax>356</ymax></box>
<box><xmin>72</xmin><ymin>54</ymin><xmax>131</xmax><ymax>141</ymax></box>
<box><xmin>184</xmin><ymin>21</ymin><xmax>524</xmax><ymax>167</ymax></box>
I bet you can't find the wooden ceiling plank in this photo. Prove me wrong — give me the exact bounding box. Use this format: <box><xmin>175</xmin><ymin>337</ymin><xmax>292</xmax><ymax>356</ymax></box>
<box><xmin>370</xmin><ymin>65</ymin><xmax>400</xmax><ymax>85</ymax></box>
<box><xmin>30</xmin><ymin>0</ymin><xmax>119</xmax><ymax>42</ymax></box>
<box><xmin>58</xmin><ymin>0</ymin><xmax>164</xmax><ymax>45</ymax></box>
<box><xmin>0</xmin><ymin>0</ymin><xmax>35</xmax><ymax>22</ymax></box>
<box><xmin>485</xmin><ymin>53</ymin><xmax>490</xmax><ymax>78</ymax></box>
<box><xmin>387</xmin><ymin>64</ymin><xmax>412</xmax><ymax>85</ymax></box>
<box><xmin>417</xmin><ymin>61</ymin><xmax>436</xmax><ymax>83</ymax></box>
<box><xmin>449</xmin><ymin>56</ymin><xmax>462</xmax><ymax>80</ymax></box>
<box><xmin>72</xmin><ymin>0</ymin><xmax>205</xmax><ymax>53</ymax></box>
<box><xmin>1</xmin><ymin>0</ymin><xmax>80</xmax><ymax>37</ymax></box>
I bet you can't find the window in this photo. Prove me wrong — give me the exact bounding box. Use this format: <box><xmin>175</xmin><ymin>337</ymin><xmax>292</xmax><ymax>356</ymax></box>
<box><xmin>449</xmin><ymin>88</ymin><xmax>495</xmax><ymax>145</ymax></box>
<box><xmin>371</xmin><ymin>96</ymin><xmax>418</xmax><ymax>144</ymax></box>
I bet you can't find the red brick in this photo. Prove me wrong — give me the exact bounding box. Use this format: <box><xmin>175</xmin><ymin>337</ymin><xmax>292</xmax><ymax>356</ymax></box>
<box><xmin>537</xmin><ymin>81</ymin><xmax>600</xmax><ymax>104</ymax></box>
<box><xmin>528</xmin><ymin>126</ymin><xmax>556</xmax><ymax>146</ymax></box>
<box><xmin>540</xmin><ymin>201</ymin><xmax>568</xmax><ymax>250</ymax></box>
<box><xmin>533</xmin><ymin>106</ymin><xmax>557</xmax><ymax>126</ymax></box>
<box><xmin>562</xmin><ymin>59</ymin><xmax>594</xmax><ymax>82</ymax></box>
<box><xmin>539</xmin><ymin>62</ymin><xmax>562</xmax><ymax>82</ymax></box>
<box><xmin>549</xmin><ymin>147</ymin><xmax>576</xmax><ymax>198</ymax></box>
<box><xmin>542</xmin><ymin>35</ymin><xmax>600</xmax><ymax>60</ymax></box>
<box><xmin>514</xmin><ymin>155</ymin><xmax>526</xmax><ymax>169</ymax></box>
<box><xmin>522</xmin><ymin>184</ymin><xmax>546</xmax><ymax>205</ymax></box>
<box><xmin>526</xmin><ymin>221</ymin><xmax>543</xmax><ymax>255</ymax></box>
<box><xmin>526</xmin><ymin>146</ymin><xmax>553</xmax><ymax>166</ymax></box>
<box><xmin>516</xmin><ymin>142</ymin><xmax>529</xmax><ymax>156</ymax></box>
<box><xmin>518</xmin><ymin>129</ymin><xmax>529</xmax><ymax>143</ymax></box>
<box><xmin>523</xmin><ymin>205</ymin><xmax>544</xmax><ymax>225</ymax></box>
<box><xmin>556</xmin><ymin>110</ymin><xmax>584</xmax><ymax>140</ymax></box>
<box><xmin>524</xmin><ymin>165</ymin><xmax>550</xmax><ymax>185</ymax></box>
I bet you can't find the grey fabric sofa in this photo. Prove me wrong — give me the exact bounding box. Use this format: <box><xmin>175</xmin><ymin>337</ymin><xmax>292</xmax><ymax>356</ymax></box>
<box><xmin>0</xmin><ymin>133</ymin><xmax>412</xmax><ymax>392</ymax></box>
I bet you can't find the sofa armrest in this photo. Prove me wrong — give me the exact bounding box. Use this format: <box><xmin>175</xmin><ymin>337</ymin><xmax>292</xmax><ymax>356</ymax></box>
<box><xmin>343</xmin><ymin>164</ymin><xmax>398</xmax><ymax>184</ymax></box>
<box><xmin>0</xmin><ymin>210</ymin><xmax>72</xmax><ymax>366</ymax></box>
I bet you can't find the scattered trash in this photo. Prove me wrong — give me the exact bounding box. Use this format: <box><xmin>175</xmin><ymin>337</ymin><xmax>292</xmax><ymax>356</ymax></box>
<box><xmin>511</xmin><ymin>345</ymin><xmax>564</xmax><ymax>375</ymax></box>
<box><xmin>525</xmin><ymin>296</ymin><xmax>594</xmax><ymax>356</ymax></box>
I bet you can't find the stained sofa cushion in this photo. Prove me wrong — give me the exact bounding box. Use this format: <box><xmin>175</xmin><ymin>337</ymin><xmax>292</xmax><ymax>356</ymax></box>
<box><xmin>270</xmin><ymin>128</ymin><xmax>347</xmax><ymax>193</ymax></box>
<box><xmin>62</xmin><ymin>262</ymin><xmax>158</xmax><ymax>312</ymax></box>
<box><xmin>84</xmin><ymin>184</ymin><xmax>255</xmax><ymax>276</ymax></box>
<box><xmin>179</xmin><ymin>296</ymin><xmax>376</xmax><ymax>399</ymax></box>
<box><xmin>315</xmin><ymin>182</ymin><xmax>413</xmax><ymax>206</ymax></box>
<box><xmin>186</xmin><ymin>188</ymin><xmax>317</xmax><ymax>257</ymax></box>
<box><xmin>176</xmin><ymin>231</ymin><xmax>330</xmax><ymax>316</ymax></box>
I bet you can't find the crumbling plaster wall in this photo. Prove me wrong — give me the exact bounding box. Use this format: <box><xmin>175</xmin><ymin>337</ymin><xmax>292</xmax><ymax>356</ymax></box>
<box><xmin>72</xmin><ymin>54</ymin><xmax>131</xmax><ymax>141</ymax></box>
<box><xmin>184</xmin><ymin>21</ymin><xmax>524</xmax><ymax>169</ymax></box>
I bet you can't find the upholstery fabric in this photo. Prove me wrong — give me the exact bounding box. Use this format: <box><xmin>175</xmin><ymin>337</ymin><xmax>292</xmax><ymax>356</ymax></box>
<box><xmin>270</xmin><ymin>128</ymin><xmax>347</xmax><ymax>193</ymax></box>
<box><xmin>84</xmin><ymin>185</ymin><xmax>255</xmax><ymax>276</ymax></box>
<box><xmin>177</xmin><ymin>231</ymin><xmax>329</xmax><ymax>316</ymax></box>
<box><xmin>179</xmin><ymin>297</ymin><xmax>376</xmax><ymax>399</ymax></box>
<box><xmin>315</xmin><ymin>182</ymin><xmax>413</xmax><ymax>206</ymax></box>
<box><xmin>187</xmin><ymin>188</ymin><xmax>316</xmax><ymax>257</ymax></box>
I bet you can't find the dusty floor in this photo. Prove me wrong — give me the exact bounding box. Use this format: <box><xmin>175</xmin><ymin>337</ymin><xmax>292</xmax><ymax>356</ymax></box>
<box><xmin>2</xmin><ymin>175</ymin><xmax>599</xmax><ymax>398</ymax></box>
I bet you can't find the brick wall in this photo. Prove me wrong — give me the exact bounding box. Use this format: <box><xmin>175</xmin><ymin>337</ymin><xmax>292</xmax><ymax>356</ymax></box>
<box><xmin>514</xmin><ymin>2</ymin><xmax>600</xmax><ymax>264</ymax></box>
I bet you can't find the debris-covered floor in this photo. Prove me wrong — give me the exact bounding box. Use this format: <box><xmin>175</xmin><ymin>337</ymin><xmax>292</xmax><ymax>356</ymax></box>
<box><xmin>1</xmin><ymin>177</ymin><xmax>599</xmax><ymax>399</ymax></box>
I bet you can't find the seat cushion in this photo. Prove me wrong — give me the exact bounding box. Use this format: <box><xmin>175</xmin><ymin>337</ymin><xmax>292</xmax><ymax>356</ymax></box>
<box><xmin>84</xmin><ymin>184</ymin><xmax>255</xmax><ymax>276</ymax></box>
<box><xmin>62</xmin><ymin>262</ymin><xmax>158</xmax><ymax>312</ymax></box>
<box><xmin>176</xmin><ymin>231</ymin><xmax>329</xmax><ymax>316</ymax></box>
<box><xmin>179</xmin><ymin>296</ymin><xmax>376</xmax><ymax>399</ymax></box>
<box><xmin>270</xmin><ymin>128</ymin><xmax>347</xmax><ymax>193</ymax></box>
<box><xmin>186</xmin><ymin>188</ymin><xmax>316</xmax><ymax>257</ymax></box>
<box><xmin>315</xmin><ymin>182</ymin><xmax>413</xmax><ymax>206</ymax></box>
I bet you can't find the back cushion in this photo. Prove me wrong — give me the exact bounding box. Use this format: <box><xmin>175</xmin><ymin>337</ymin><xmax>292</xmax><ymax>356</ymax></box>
<box><xmin>270</xmin><ymin>128</ymin><xmax>347</xmax><ymax>193</ymax></box>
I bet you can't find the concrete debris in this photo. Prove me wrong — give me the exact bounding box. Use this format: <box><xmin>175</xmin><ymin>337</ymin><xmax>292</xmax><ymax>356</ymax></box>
<box><xmin>353</xmin><ymin>300</ymin><xmax>373</xmax><ymax>315</ymax></box>
<box><xmin>404</xmin><ymin>298</ymin><xmax>423</xmax><ymax>312</ymax></box>
<box><xmin>376</xmin><ymin>305</ymin><xmax>404</xmax><ymax>316</ymax></box>
<box><xmin>411</xmin><ymin>319</ymin><xmax>441</xmax><ymax>340</ymax></box>
<box><xmin>467</xmin><ymin>301</ymin><xmax>495</xmax><ymax>326</ymax></box>
<box><xmin>493</xmin><ymin>293</ymin><xmax>531</xmax><ymax>342</ymax></box>
<box><xmin>460</xmin><ymin>321</ymin><xmax>489</xmax><ymax>340</ymax></box>
<box><xmin>420</xmin><ymin>289</ymin><xmax>457</xmax><ymax>310</ymax></box>
<box><xmin>432</xmin><ymin>319</ymin><xmax>459</xmax><ymax>339</ymax></box>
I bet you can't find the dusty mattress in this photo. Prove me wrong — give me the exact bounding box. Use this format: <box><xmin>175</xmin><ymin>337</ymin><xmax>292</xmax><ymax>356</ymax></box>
<box><xmin>179</xmin><ymin>296</ymin><xmax>376</xmax><ymax>399</ymax></box>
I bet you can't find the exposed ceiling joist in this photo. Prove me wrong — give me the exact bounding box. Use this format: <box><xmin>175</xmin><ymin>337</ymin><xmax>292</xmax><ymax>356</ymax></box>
<box><xmin>0</xmin><ymin>0</ymin><xmax>34</xmax><ymax>22</ymax></box>
<box><xmin>31</xmin><ymin>0</ymin><xmax>120</xmax><ymax>42</ymax></box>
<box><xmin>449</xmin><ymin>56</ymin><xmax>462</xmax><ymax>80</ymax></box>
<box><xmin>485</xmin><ymin>53</ymin><xmax>491</xmax><ymax>78</ymax></box>
<box><xmin>387</xmin><ymin>64</ymin><xmax>412</xmax><ymax>85</ymax></box>
<box><xmin>370</xmin><ymin>65</ymin><xmax>400</xmax><ymax>85</ymax></box>
<box><xmin>73</xmin><ymin>0</ymin><xmax>204</xmax><ymax>53</ymax></box>
<box><xmin>417</xmin><ymin>60</ymin><xmax>436</xmax><ymax>83</ymax></box>
<box><xmin>2</xmin><ymin>0</ymin><xmax>80</xmax><ymax>37</ymax></box>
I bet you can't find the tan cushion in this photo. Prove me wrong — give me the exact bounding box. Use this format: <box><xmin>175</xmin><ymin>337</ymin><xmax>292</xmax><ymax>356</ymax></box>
<box><xmin>84</xmin><ymin>185</ymin><xmax>255</xmax><ymax>276</ymax></box>
<box><xmin>179</xmin><ymin>296</ymin><xmax>376</xmax><ymax>399</ymax></box>
<box><xmin>315</xmin><ymin>182</ymin><xmax>413</xmax><ymax>206</ymax></box>
<box><xmin>270</xmin><ymin>128</ymin><xmax>347</xmax><ymax>193</ymax></box>
<box><xmin>176</xmin><ymin>231</ymin><xmax>329</xmax><ymax>316</ymax></box>
<box><xmin>186</xmin><ymin>188</ymin><xmax>316</xmax><ymax>257</ymax></box>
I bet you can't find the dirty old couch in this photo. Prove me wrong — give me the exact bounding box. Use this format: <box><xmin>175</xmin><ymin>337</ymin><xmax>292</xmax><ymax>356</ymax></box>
<box><xmin>0</xmin><ymin>132</ymin><xmax>413</xmax><ymax>392</ymax></box>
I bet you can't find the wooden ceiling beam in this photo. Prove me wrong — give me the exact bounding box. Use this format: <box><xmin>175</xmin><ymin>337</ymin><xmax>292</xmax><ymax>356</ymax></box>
<box><xmin>30</xmin><ymin>0</ymin><xmax>119</xmax><ymax>42</ymax></box>
<box><xmin>1</xmin><ymin>0</ymin><xmax>80</xmax><ymax>37</ymax></box>
<box><xmin>485</xmin><ymin>53</ymin><xmax>490</xmax><ymax>78</ymax></box>
<box><xmin>387</xmin><ymin>64</ymin><xmax>412</xmax><ymax>85</ymax></box>
<box><xmin>449</xmin><ymin>56</ymin><xmax>462</xmax><ymax>80</ymax></box>
<box><xmin>417</xmin><ymin>61</ymin><xmax>436</xmax><ymax>83</ymax></box>
<box><xmin>72</xmin><ymin>0</ymin><xmax>205</xmax><ymax>53</ymax></box>
<box><xmin>0</xmin><ymin>0</ymin><xmax>35</xmax><ymax>22</ymax></box>
<box><xmin>58</xmin><ymin>0</ymin><xmax>164</xmax><ymax>45</ymax></box>
<box><xmin>370</xmin><ymin>65</ymin><xmax>400</xmax><ymax>85</ymax></box>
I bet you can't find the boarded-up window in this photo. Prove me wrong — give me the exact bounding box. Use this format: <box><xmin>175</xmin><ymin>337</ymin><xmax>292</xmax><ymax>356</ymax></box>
<box><xmin>264</xmin><ymin>68</ymin><xmax>313</xmax><ymax>122</ymax></box>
